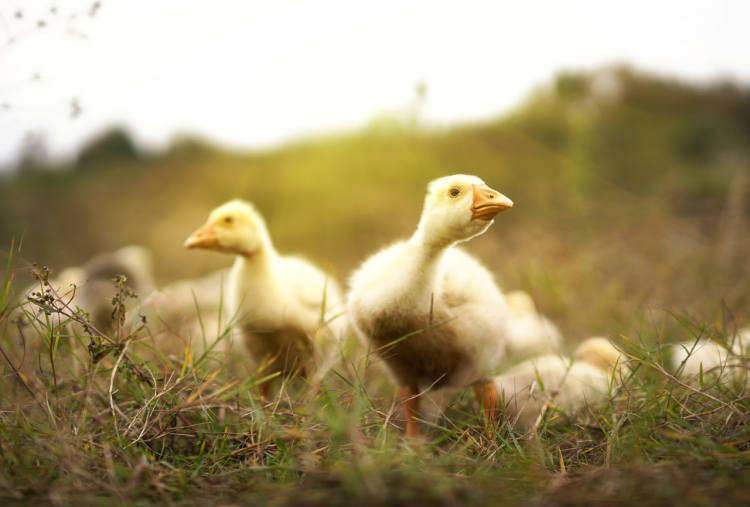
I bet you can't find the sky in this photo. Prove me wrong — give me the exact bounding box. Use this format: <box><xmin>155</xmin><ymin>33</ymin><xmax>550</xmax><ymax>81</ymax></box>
<box><xmin>1</xmin><ymin>0</ymin><xmax>749</xmax><ymax>168</ymax></box>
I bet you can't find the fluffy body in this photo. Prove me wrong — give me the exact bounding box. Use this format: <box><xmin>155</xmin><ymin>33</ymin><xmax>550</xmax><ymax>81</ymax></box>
<box><xmin>494</xmin><ymin>337</ymin><xmax>626</xmax><ymax>430</ymax></box>
<box><xmin>348</xmin><ymin>244</ymin><xmax>508</xmax><ymax>388</ymax></box>
<box><xmin>574</xmin><ymin>336</ymin><xmax>628</xmax><ymax>375</ymax></box>
<box><xmin>503</xmin><ymin>290</ymin><xmax>562</xmax><ymax>360</ymax></box>
<box><xmin>22</xmin><ymin>245</ymin><xmax>155</xmax><ymax>333</ymax></box>
<box><xmin>670</xmin><ymin>330</ymin><xmax>748</xmax><ymax>384</ymax></box>
<box><xmin>140</xmin><ymin>269</ymin><xmax>231</xmax><ymax>359</ymax></box>
<box><xmin>76</xmin><ymin>245</ymin><xmax>155</xmax><ymax>330</ymax></box>
<box><xmin>229</xmin><ymin>253</ymin><xmax>344</xmax><ymax>376</ymax></box>
<box><xmin>17</xmin><ymin>246</ymin><xmax>155</xmax><ymax>376</ymax></box>
<box><xmin>494</xmin><ymin>356</ymin><xmax>611</xmax><ymax>429</ymax></box>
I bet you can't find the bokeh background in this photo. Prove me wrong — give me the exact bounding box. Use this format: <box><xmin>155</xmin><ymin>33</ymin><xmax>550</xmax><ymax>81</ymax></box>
<box><xmin>2</xmin><ymin>0</ymin><xmax>749</xmax><ymax>346</ymax></box>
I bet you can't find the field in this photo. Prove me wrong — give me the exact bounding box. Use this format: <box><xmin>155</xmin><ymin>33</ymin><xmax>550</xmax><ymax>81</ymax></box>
<box><xmin>1</xmin><ymin>67</ymin><xmax>749</xmax><ymax>505</ymax></box>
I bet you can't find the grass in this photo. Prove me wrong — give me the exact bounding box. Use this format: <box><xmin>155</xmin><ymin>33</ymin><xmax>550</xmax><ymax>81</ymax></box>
<box><xmin>0</xmin><ymin>241</ymin><xmax>748</xmax><ymax>506</ymax></box>
<box><xmin>1</xmin><ymin>66</ymin><xmax>749</xmax><ymax>504</ymax></box>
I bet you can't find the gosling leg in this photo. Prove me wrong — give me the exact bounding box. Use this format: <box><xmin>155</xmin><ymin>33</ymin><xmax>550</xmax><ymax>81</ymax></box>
<box><xmin>473</xmin><ymin>380</ymin><xmax>499</xmax><ymax>429</ymax></box>
<box><xmin>258</xmin><ymin>380</ymin><xmax>271</xmax><ymax>401</ymax></box>
<box><xmin>398</xmin><ymin>385</ymin><xmax>421</xmax><ymax>438</ymax></box>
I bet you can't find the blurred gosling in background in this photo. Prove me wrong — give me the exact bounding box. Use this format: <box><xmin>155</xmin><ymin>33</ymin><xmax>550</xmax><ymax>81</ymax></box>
<box><xmin>138</xmin><ymin>268</ymin><xmax>231</xmax><ymax>365</ymax></box>
<box><xmin>670</xmin><ymin>328</ymin><xmax>749</xmax><ymax>386</ymax></box>
<box><xmin>504</xmin><ymin>290</ymin><xmax>563</xmax><ymax>359</ymax></box>
<box><xmin>19</xmin><ymin>245</ymin><xmax>155</xmax><ymax>374</ymax></box>
<box><xmin>21</xmin><ymin>245</ymin><xmax>155</xmax><ymax>330</ymax></box>
<box><xmin>493</xmin><ymin>337</ymin><xmax>629</xmax><ymax>430</ymax></box>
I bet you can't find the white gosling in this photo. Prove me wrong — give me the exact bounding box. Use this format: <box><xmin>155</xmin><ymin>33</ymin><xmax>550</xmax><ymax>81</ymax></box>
<box><xmin>77</xmin><ymin>245</ymin><xmax>156</xmax><ymax>330</ymax></box>
<box><xmin>574</xmin><ymin>336</ymin><xmax>630</xmax><ymax>379</ymax></box>
<box><xmin>21</xmin><ymin>245</ymin><xmax>155</xmax><ymax>331</ymax></box>
<box><xmin>670</xmin><ymin>328</ymin><xmax>748</xmax><ymax>385</ymax></box>
<box><xmin>494</xmin><ymin>337</ymin><xmax>626</xmax><ymax>430</ymax></box>
<box><xmin>347</xmin><ymin>174</ymin><xmax>514</xmax><ymax>437</ymax></box>
<box><xmin>139</xmin><ymin>269</ymin><xmax>232</xmax><ymax>362</ymax></box>
<box><xmin>184</xmin><ymin>199</ymin><xmax>345</xmax><ymax>396</ymax></box>
<box><xmin>504</xmin><ymin>290</ymin><xmax>562</xmax><ymax>359</ymax></box>
<box><xmin>20</xmin><ymin>246</ymin><xmax>155</xmax><ymax>374</ymax></box>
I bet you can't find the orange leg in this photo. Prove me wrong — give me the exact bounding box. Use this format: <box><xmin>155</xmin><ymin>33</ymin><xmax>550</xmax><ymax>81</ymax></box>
<box><xmin>398</xmin><ymin>385</ymin><xmax>421</xmax><ymax>438</ymax></box>
<box><xmin>258</xmin><ymin>380</ymin><xmax>271</xmax><ymax>401</ymax></box>
<box><xmin>473</xmin><ymin>380</ymin><xmax>499</xmax><ymax>429</ymax></box>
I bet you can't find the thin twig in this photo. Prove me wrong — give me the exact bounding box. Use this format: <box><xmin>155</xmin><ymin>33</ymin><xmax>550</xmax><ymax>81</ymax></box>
<box><xmin>109</xmin><ymin>340</ymin><xmax>130</xmax><ymax>438</ymax></box>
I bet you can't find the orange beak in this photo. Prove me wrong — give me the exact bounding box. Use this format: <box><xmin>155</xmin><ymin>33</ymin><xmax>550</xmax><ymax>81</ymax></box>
<box><xmin>471</xmin><ymin>184</ymin><xmax>513</xmax><ymax>220</ymax></box>
<box><xmin>184</xmin><ymin>222</ymin><xmax>220</xmax><ymax>250</ymax></box>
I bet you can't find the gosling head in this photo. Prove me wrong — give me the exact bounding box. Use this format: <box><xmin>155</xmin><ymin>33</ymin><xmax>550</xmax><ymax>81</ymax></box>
<box><xmin>184</xmin><ymin>199</ymin><xmax>271</xmax><ymax>257</ymax></box>
<box><xmin>417</xmin><ymin>174</ymin><xmax>513</xmax><ymax>245</ymax></box>
<box><xmin>504</xmin><ymin>290</ymin><xmax>537</xmax><ymax>316</ymax></box>
<box><xmin>574</xmin><ymin>337</ymin><xmax>627</xmax><ymax>374</ymax></box>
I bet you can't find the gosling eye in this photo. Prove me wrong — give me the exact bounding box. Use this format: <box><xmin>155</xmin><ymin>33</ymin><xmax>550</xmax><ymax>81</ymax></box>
<box><xmin>449</xmin><ymin>187</ymin><xmax>461</xmax><ymax>198</ymax></box>
<box><xmin>224</xmin><ymin>216</ymin><xmax>233</xmax><ymax>224</ymax></box>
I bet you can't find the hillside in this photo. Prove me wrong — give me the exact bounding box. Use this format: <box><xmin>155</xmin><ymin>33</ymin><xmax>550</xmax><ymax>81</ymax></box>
<box><xmin>2</xmin><ymin>65</ymin><xmax>749</xmax><ymax>341</ymax></box>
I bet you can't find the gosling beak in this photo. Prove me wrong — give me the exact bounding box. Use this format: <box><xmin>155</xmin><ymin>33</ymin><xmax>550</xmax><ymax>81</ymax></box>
<box><xmin>471</xmin><ymin>184</ymin><xmax>513</xmax><ymax>220</ymax></box>
<box><xmin>184</xmin><ymin>223</ymin><xmax>220</xmax><ymax>250</ymax></box>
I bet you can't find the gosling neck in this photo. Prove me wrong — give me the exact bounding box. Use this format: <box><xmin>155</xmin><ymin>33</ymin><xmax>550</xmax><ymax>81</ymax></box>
<box><xmin>234</xmin><ymin>237</ymin><xmax>278</xmax><ymax>281</ymax></box>
<box><xmin>410</xmin><ymin>226</ymin><xmax>456</xmax><ymax>261</ymax></box>
<box><xmin>399</xmin><ymin>228</ymin><xmax>454</xmax><ymax>304</ymax></box>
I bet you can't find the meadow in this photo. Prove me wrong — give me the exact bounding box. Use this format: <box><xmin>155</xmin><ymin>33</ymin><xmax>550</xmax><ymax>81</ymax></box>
<box><xmin>1</xmin><ymin>67</ymin><xmax>749</xmax><ymax>505</ymax></box>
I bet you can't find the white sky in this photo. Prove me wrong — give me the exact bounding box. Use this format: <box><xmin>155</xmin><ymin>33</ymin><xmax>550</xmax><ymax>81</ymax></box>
<box><xmin>1</xmin><ymin>0</ymin><xmax>749</xmax><ymax>167</ymax></box>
